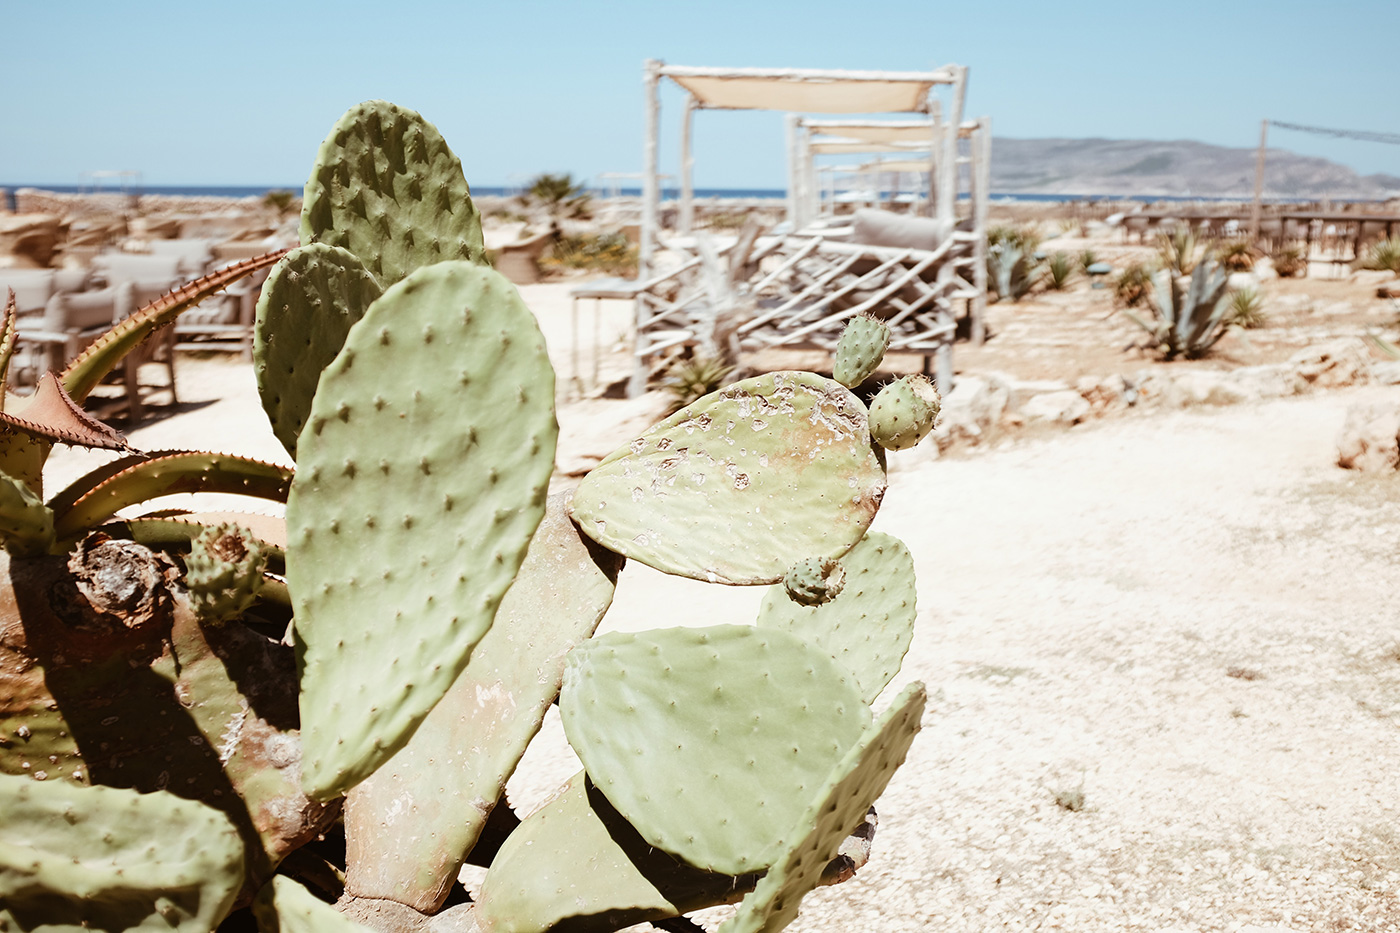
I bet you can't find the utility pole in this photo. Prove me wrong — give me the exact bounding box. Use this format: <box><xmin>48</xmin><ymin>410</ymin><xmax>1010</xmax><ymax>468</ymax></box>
<box><xmin>1250</xmin><ymin>119</ymin><xmax>1268</xmax><ymax>243</ymax></box>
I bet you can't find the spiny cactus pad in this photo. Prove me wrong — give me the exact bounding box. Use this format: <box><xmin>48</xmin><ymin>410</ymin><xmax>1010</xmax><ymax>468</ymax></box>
<box><xmin>344</xmin><ymin>492</ymin><xmax>622</xmax><ymax>913</ymax></box>
<box><xmin>252</xmin><ymin>875</ymin><xmax>369</xmax><ymax>933</ymax></box>
<box><xmin>868</xmin><ymin>375</ymin><xmax>939</xmax><ymax>451</ymax></box>
<box><xmin>832</xmin><ymin>313</ymin><xmax>891</xmax><ymax>389</ymax></box>
<box><xmin>254</xmin><ymin>243</ymin><xmax>383</xmax><ymax>458</ymax></box>
<box><xmin>758</xmin><ymin>532</ymin><xmax>917</xmax><ymax>704</ymax></box>
<box><xmin>288</xmin><ymin>260</ymin><xmax>557</xmax><ymax>800</ymax></box>
<box><xmin>560</xmin><ymin>625</ymin><xmax>869</xmax><ymax>875</ymax></box>
<box><xmin>782</xmin><ymin>556</ymin><xmax>845</xmax><ymax>607</ymax></box>
<box><xmin>0</xmin><ymin>775</ymin><xmax>245</xmax><ymax>932</ymax></box>
<box><xmin>719</xmin><ymin>682</ymin><xmax>926</xmax><ymax>933</ymax></box>
<box><xmin>300</xmin><ymin>100</ymin><xmax>485</xmax><ymax>287</ymax></box>
<box><xmin>476</xmin><ymin>772</ymin><xmax>751</xmax><ymax>933</ymax></box>
<box><xmin>184</xmin><ymin>522</ymin><xmax>268</xmax><ymax>623</ymax></box>
<box><xmin>0</xmin><ymin>470</ymin><xmax>54</xmax><ymax>556</ymax></box>
<box><xmin>569</xmin><ymin>371</ymin><xmax>886</xmax><ymax>585</ymax></box>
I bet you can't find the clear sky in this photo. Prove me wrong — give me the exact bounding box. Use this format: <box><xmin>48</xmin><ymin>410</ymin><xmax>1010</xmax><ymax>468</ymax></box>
<box><xmin>3</xmin><ymin>0</ymin><xmax>1397</xmax><ymax>190</ymax></box>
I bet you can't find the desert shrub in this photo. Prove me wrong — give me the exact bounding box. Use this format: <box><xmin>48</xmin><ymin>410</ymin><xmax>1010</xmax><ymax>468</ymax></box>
<box><xmin>540</xmin><ymin>231</ymin><xmax>638</xmax><ymax>277</ymax></box>
<box><xmin>1078</xmin><ymin>249</ymin><xmax>1099</xmax><ymax>273</ymax></box>
<box><xmin>1272</xmin><ymin>245</ymin><xmax>1306</xmax><ymax>277</ymax></box>
<box><xmin>1113</xmin><ymin>260</ymin><xmax>1155</xmax><ymax>308</ymax></box>
<box><xmin>663</xmin><ymin>353</ymin><xmax>735</xmax><ymax>412</ymax></box>
<box><xmin>1227</xmin><ymin>286</ymin><xmax>1267</xmax><ymax>328</ymax></box>
<box><xmin>521</xmin><ymin>172</ymin><xmax>592</xmax><ymax>221</ymax></box>
<box><xmin>1045</xmin><ymin>252</ymin><xmax>1076</xmax><ymax>291</ymax></box>
<box><xmin>1360</xmin><ymin>236</ymin><xmax>1400</xmax><ymax>274</ymax></box>
<box><xmin>1217</xmin><ymin>239</ymin><xmax>1256</xmax><ymax>272</ymax></box>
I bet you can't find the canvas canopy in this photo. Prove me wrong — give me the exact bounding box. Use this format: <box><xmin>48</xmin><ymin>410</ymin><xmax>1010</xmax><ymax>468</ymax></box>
<box><xmin>661</xmin><ymin>66</ymin><xmax>956</xmax><ymax>113</ymax></box>
<box><xmin>858</xmin><ymin>159</ymin><xmax>933</xmax><ymax>173</ymax></box>
<box><xmin>809</xmin><ymin>139</ymin><xmax>930</xmax><ymax>155</ymax></box>
<box><xmin>801</xmin><ymin>119</ymin><xmax>935</xmax><ymax>145</ymax></box>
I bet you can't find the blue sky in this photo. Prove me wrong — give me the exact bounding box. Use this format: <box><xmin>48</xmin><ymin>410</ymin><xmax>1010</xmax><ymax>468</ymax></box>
<box><xmin>3</xmin><ymin>0</ymin><xmax>1397</xmax><ymax>189</ymax></box>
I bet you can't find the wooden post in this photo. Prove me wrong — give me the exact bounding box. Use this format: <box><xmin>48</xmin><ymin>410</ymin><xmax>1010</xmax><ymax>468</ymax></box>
<box><xmin>940</xmin><ymin>66</ymin><xmax>968</xmax><ymax>226</ymax></box>
<box><xmin>679</xmin><ymin>93</ymin><xmax>696</xmax><ymax>233</ymax></box>
<box><xmin>971</xmin><ymin>116</ymin><xmax>991</xmax><ymax>346</ymax></box>
<box><xmin>632</xmin><ymin>58</ymin><xmax>662</xmax><ymax>399</ymax></box>
<box><xmin>925</xmin><ymin>100</ymin><xmax>941</xmax><ymax>218</ymax></box>
<box><xmin>785</xmin><ymin>114</ymin><xmax>800</xmax><ymax>227</ymax></box>
<box><xmin>1250</xmin><ymin>119</ymin><xmax>1268</xmax><ymax>244</ymax></box>
<box><xmin>804</xmin><ymin>127</ymin><xmax>819</xmax><ymax>225</ymax></box>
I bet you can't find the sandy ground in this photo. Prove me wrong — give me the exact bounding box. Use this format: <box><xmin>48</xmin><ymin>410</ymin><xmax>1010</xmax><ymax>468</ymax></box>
<box><xmin>42</xmin><ymin>280</ymin><xmax>1400</xmax><ymax>933</ymax></box>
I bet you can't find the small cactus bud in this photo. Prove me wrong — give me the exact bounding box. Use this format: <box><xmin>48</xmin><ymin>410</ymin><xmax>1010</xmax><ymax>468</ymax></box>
<box><xmin>185</xmin><ymin>523</ymin><xmax>268</xmax><ymax>624</ymax></box>
<box><xmin>868</xmin><ymin>375</ymin><xmax>939</xmax><ymax>451</ymax></box>
<box><xmin>783</xmin><ymin>557</ymin><xmax>846</xmax><ymax>606</ymax></box>
<box><xmin>832</xmin><ymin>314</ymin><xmax>892</xmax><ymax>389</ymax></box>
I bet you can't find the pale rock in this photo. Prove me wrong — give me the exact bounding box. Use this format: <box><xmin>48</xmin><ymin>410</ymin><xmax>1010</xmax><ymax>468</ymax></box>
<box><xmin>1077</xmin><ymin>374</ymin><xmax>1130</xmax><ymax>409</ymax></box>
<box><xmin>1290</xmin><ymin>337</ymin><xmax>1371</xmax><ymax>388</ymax></box>
<box><xmin>1229</xmin><ymin>364</ymin><xmax>1306</xmax><ymax>399</ymax></box>
<box><xmin>1351</xmin><ymin>268</ymin><xmax>1398</xmax><ymax>287</ymax></box>
<box><xmin>932</xmin><ymin>374</ymin><xmax>1009</xmax><ymax>449</ymax></box>
<box><xmin>1227</xmin><ymin>271</ymin><xmax>1259</xmax><ymax>291</ymax></box>
<box><xmin>1272</xmin><ymin>294</ymin><xmax>1314</xmax><ymax>315</ymax></box>
<box><xmin>1336</xmin><ymin>403</ymin><xmax>1400</xmax><ymax>472</ymax></box>
<box><xmin>1253</xmin><ymin>257</ymin><xmax>1279</xmax><ymax>282</ymax></box>
<box><xmin>1173</xmin><ymin>370</ymin><xmax>1245</xmax><ymax>406</ymax></box>
<box><xmin>1004</xmin><ymin>377</ymin><xmax>1072</xmax><ymax>410</ymax></box>
<box><xmin>1022</xmin><ymin>390</ymin><xmax>1090</xmax><ymax>424</ymax></box>
<box><xmin>1133</xmin><ymin>371</ymin><xmax>1185</xmax><ymax>408</ymax></box>
<box><xmin>1371</xmin><ymin>361</ymin><xmax>1400</xmax><ymax>386</ymax></box>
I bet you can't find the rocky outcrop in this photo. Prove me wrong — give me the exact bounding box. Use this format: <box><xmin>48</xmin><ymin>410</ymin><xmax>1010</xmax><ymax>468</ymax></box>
<box><xmin>1337</xmin><ymin>403</ymin><xmax>1400</xmax><ymax>472</ymax></box>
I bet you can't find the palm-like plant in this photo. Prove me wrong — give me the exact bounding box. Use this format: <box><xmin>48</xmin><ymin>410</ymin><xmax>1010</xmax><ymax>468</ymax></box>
<box><xmin>522</xmin><ymin>173</ymin><xmax>592</xmax><ymax>222</ymax></box>
<box><xmin>1227</xmin><ymin>286</ymin><xmax>1266</xmax><ymax>329</ymax></box>
<box><xmin>1217</xmin><ymin>239</ymin><xmax>1256</xmax><ymax>272</ymax></box>
<box><xmin>1155</xmin><ymin>226</ymin><xmax>1203</xmax><ymax>275</ymax></box>
<box><xmin>1361</xmin><ymin>236</ymin><xmax>1400</xmax><ymax>274</ymax></box>
<box><xmin>1272</xmin><ymin>245</ymin><xmax>1306</xmax><ymax>278</ymax></box>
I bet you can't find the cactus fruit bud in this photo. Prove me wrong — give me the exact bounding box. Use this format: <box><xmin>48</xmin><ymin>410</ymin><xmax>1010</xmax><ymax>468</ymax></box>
<box><xmin>185</xmin><ymin>523</ymin><xmax>268</xmax><ymax>623</ymax></box>
<box><xmin>868</xmin><ymin>375</ymin><xmax>940</xmax><ymax>451</ymax></box>
<box><xmin>832</xmin><ymin>314</ymin><xmax>892</xmax><ymax>389</ymax></box>
<box><xmin>783</xmin><ymin>556</ymin><xmax>846</xmax><ymax>606</ymax></box>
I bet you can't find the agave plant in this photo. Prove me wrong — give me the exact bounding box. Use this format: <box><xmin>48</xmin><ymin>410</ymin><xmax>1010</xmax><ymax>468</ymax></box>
<box><xmin>1155</xmin><ymin>226</ymin><xmax>1203</xmax><ymax>275</ymax></box>
<box><xmin>1124</xmin><ymin>259</ymin><xmax>1234</xmax><ymax>359</ymax></box>
<box><xmin>1271</xmin><ymin>245</ymin><xmax>1307</xmax><ymax>278</ymax></box>
<box><xmin>1361</xmin><ymin>236</ymin><xmax>1400</xmax><ymax>274</ymax></box>
<box><xmin>1113</xmin><ymin>260</ymin><xmax>1155</xmax><ymax>309</ymax></box>
<box><xmin>1217</xmin><ymin>238</ymin><xmax>1256</xmax><ymax>272</ymax></box>
<box><xmin>987</xmin><ymin>226</ymin><xmax>1043</xmax><ymax>303</ymax></box>
<box><xmin>1227</xmin><ymin>286</ymin><xmax>1267</xmax><ymax>329</ymax></box>
<box><xmin>1045</xmin><ymin>251</ymin><xmax>1076</xmax><ymax>291</ymax></box>
<box><xmin>1078</xmin><ymin>249</ymin><xmax>1099</xmax><ymax>273</ymax></box>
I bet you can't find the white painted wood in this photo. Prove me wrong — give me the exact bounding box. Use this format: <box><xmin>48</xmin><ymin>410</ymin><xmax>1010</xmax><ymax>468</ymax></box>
<box><xmin>633</xmin><ymin>58</ymin><xmax>663</xmax><ymax>397</ymax></box>
<box><xmin>679</xmin><ymin>94</ymin><xmax>696</xmax><ymax>233</ymax></box>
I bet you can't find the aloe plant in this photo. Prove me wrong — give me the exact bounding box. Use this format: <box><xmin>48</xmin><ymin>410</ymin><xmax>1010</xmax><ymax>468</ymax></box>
<box><xmin>1125</xmin><ymin>259</ymin><xmax>1234</xmax><ymax>359</ymax></box>
<box><xmin>1045</xmin><ymin>251</ymin><xmax>1076</xmax><ymax>290</ymax></box>
<box><xmin>0</xmin><ymin>100</ymin><xmax>933</xmax><ymax>933</ymax></box>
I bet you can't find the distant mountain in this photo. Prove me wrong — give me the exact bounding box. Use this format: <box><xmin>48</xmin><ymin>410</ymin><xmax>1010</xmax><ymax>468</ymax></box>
<box><xmin>990</xmin><ymin>137</ymin><xmax>1399</xmax><ymax>199</ymax></box>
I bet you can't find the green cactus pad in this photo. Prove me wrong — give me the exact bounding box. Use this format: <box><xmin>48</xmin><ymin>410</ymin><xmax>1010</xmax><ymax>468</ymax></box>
<box><xmin>255</xmin><ymin>244</ymin><xmax>383</xmax><ymax>458</ymax></box>
<box><xmin>569</xmin><ymin>371</ymin><xmax>886</xmax><ymax>585</ymax></box>
<box><xmin>757</xmin><ymin>533</ymin><xmax>917</xmax><ymax>704</ymax></box>
<box><xmin>0</xmin><ymin>470</ymin><xmax>54</xmax><ymax>556</ymax></box>
<box><xmin>868</xmin><ymin>376</ymin><xmax>938</xmax><ymax>451</ymax></box>
<box><xmin>476</xmin><ymin>772</ymin><xmax>750</xmax><ymax>933</ymax></box>
<box><xmin>300</xmin><ymin>100</ymin><xmax>485</xmax><ymax>287</ymax></box>
<box><xmin>344</xmin><ymin>492</ymin><xmax>622</xmax><ymax>913</ymax></box>
<box><xmin>719</xmin><ymin>682</ymin><xmax>926</xmax><ymax>933</ymax></box>
<box><xmin>782</xmin><ymin>556</ymin><xmax>845</xmax><ymax>607</ymax></box>
<box><xmin>252</xmin><ymin>875</ymin><xmax>369</xmax><ymax>933</ymax></box>
<box><xmin>0</xmin><ymin>775</ymin><xmax>245</xmax><ymax>932</ymax></box>
<box><xmin>832</xmin><ymin>314</ymin><xmax>891</xmax><ymax>389</ymax></box>
<box><xmin>288</xmin><ymin>260</ymin><xmax>557</xmax><ymax>800</ymax></box>
<box><xmin>560</xmin><ymin>625</ymin><xmax>869</xmax><ymax>875</ymax></box>
<box><xmin>185</xmin><ymin>522</ymin><xmax>269</xmax><ymax>623</ymax></box>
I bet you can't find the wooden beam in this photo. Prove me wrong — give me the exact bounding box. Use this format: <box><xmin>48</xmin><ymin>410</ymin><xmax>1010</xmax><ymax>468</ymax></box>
<box><xmin>632</xmin><ymin>58</ymin><xmax>663</xmax><ymax>398</ymax></box>
<box><xmin>679</xmin><ymin>94</ymin><xmax>696</xmax><ymax>234</ymax></box>
<box><xmin>1250</xmin><ymin>118</ymin><xmax>1268</xmax><ymax>243</ymax></box>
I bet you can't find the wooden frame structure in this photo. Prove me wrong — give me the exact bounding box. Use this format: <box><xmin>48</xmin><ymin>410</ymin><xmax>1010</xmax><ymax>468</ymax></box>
<box><xmin>634</xmin><ymin>61</ymin><xmax>988</xmax><ymax>395</ymax></box>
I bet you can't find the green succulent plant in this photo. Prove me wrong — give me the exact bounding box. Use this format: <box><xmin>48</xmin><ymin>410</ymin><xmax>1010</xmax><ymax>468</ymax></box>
<box><xmin>1045</xmin><ymin>251</ymin><xmax>1076</xmax><ymax>290</ymax></box>
<box><xmin>0</xmin><ymin>99</ymin><xmax>932</xmax><ymax>933</ymax></box>
<box><xmin>1124</xmin><ymin>258</ymin><xmax>1235</xmax><ymax>359</ymax></box>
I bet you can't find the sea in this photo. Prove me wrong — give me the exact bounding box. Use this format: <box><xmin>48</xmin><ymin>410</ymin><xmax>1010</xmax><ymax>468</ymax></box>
<box><xmin>1</xmin><ymin>183</ymin><xmax>1330</xmax><ymax>205</ymax></box>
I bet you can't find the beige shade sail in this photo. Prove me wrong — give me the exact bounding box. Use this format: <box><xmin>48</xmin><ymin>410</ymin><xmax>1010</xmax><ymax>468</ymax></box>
<box><xmin>809</xmin><ymin>138</ymin><xmax>930</xmax><ymax>155</ymax></box>
<box><xmin>661</xmin><ymin>65</ymin><xmax>955</xmax><ymax>113</ymax></box>
<box><xmin>802</xmin><ymin>120</ymin><xmax>934</xmax><ymax>144</ymax></box>
<box><xmin>858</xmin><ymin>159</ymin><xmax>933</xmax><ymax>173</ymax></box>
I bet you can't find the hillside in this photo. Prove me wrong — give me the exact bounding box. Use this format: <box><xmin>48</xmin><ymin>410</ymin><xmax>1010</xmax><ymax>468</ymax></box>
<box><xmin>991</xmin><ymin>137</ymin><xmax>1398</xmax><ymax>199</ymax></box>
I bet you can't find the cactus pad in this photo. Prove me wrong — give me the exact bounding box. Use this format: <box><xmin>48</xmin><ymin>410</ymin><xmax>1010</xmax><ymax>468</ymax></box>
<box><xmin>288</xmin><ymin>260</ymin><xmax>557</xmax><ymax>800</ymax></box>
<box><xmin>560</xmin><ymin>625</ymin><xmax>869</xmax><ymax>874</ymax></box>
<box><xmin>184</xmin><ymin>522</ymin><xmax>268</xmax><ymax>623</ymax></box>
<box><xmin>254</xmin><ymin>243</ymin><xmax>383</xmax><ymax>458</ymax></box>
<box><xmin>252</xmin><ymin>875</ymin><xmax>368</xmax><ymax>933</ymax></box>
<box><xmin>868</xmin><ymin>376</ymin><xmax>939</xmax><ymax>451</ymax></box>
<box><xmin>757</xmin><ymin>532</ymin><xmax>917</xmax><ymax>704</ymax></box>
<box><xmin>0</xmin><ymin>775</ymin><xmax>245</xmax><ymax>932</ymax></box>
<box><xmin>719</xmin><ymin>682</ymin><xmax>926</xmax><ymax>933</ymax></box>
<box><xmin>782</xmin><ymin>556</ymin><xmax>845</xmax><ymax>607</ymax></box>
<box><xmin>569</xmin><ymin>371</ymin><xmax>886</xmax><ymax>585</ymax></box>
<box><xmin>832</xmin><ymin>313</ymin><xmax>891</xmax><ymax>389</ymax></box>
<box><xmin>300</xmin><ymin>100</ymin><xmax>485</xmax><ymax>287</ymax></box>
<box><xmin>344</xmin><ymin>492</ymin><xmax>622</xmax><ymax>913</ymax></box>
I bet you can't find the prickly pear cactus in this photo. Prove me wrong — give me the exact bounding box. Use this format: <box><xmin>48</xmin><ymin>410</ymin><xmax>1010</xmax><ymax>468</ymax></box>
<box><xmin>300</xmin><ymin>100</ymin><xmax>485</xmax><ymax>287</ymax></box>
<box><xmin>560</xmin><ymin>625</ymin><xmax>869</xmax><ymax>874</ymax></box>
<box><xmin>254</xmin><ymin>243</ymin><xmax>383</xmax><ymax>458</ymax></box>
<box><xmin>720</xmin><ymin>683</ymin><xmax>926</xmax><ymax>933</ymax></box>
<box><xmin>569</xmin><ymin>371</ymin><xmax>886</xmax><ymax>585</ymax></box>
<box><xmin>782</xmin><ymin>556</ymin><xmax>846</xmax><ymax>607</ymax></box>
<box><xmin>288</xmin><ymin>260</ymin><xmax>557</xmax><ymax>800</ymax></box>
<box><xmin>0</xmin><ymin>774</ymin><xmax>246</xmax><ymax>932</ymax></box>
<box><xmin>868</xmin><ymin>375</ymin><xmax>939</xmax><ymax>451</ymax></box>
<box><xmin>184</xmin><ymin>522</ymin><xmax>268</xmax><ymax>623</ymax></box>
<box><xmin>832</xmin><ymin>313</ymin><xmax>892</xmax><ymax>389</ymax></box>
<box><xmin>758</xmin><ymin>532</ymin><xmax>918</xmax><ymax>704</ymax></box>
<box><xmin>253</xmin><ymin>875</ymin><xmax>369</xmax><ymax>933</ymax></box>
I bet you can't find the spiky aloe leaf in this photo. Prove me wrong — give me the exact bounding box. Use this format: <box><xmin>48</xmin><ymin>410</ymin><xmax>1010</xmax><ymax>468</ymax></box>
<box><xmin>719</xmin><ymin>683</ymin><xmax>926</xmax><ymax>933</ymax></box>
<box><xmin>62</xmin><ymin>249</ymin><xmax>289</xmax><ymax>404</ymax></box>
<box><xmin>252</xmin><ymin>875</ymin><xmax>369</xmax><ymax>933</ymax></box>
<box><xmin>288</xmin><ymin>260</ymin><xmax>556</xmax><ymax>801</ymax></box>
<box><xmin>569</xmin><ymin>371</ymin><xmax>886</xmax><ymax>585</ymax></box>
<box><xmin>757</xmin><ymin>533</ymin><xmax>917</xmax><ymax>704</ymax></box>
<box><xmin>0</xmin><ymin>289</ymin><xmax>17</xmax><ymax>392</ymax></box>
<box><xmin>0</xmin><ymin>776</ymin><xmax>246</xmax><ymax>933</ymax></box>
<box><xmin>0</xmin><ymin>372</ymin><xmax>130</xmax><ymax>450</ymax></box>
<box><xmin>50</xmin><ymin>452</ymin><xmax>294</xmax><ymax>541</ymax></box>
<box><xmin>0</xmin><ymin>469</ymin><xmax>55</xmax><ymax>557</ymax></box>
<box><xmin>344</xmin><ymin>492</ymin><xmax>622</xmax><ymax>913</ymax></box>
<box><xmin>300</xmin><ymin>100</ymin><xmax>485</xmax><ymax>287</ymax></box>
<box><xmin>560</xmin><ymin>625</ymin><xmax>869</xmax><ymax>875</ymax></box>
<box><xmin>254</xmin><ymin>244</ymin><xmax>383</xmax><ymax>458</ymax></box>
